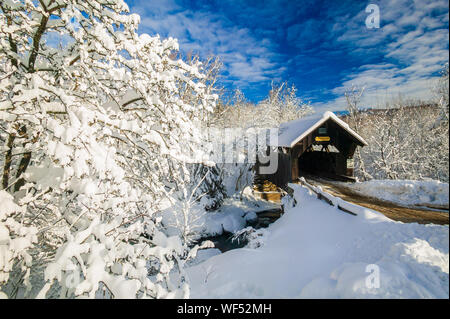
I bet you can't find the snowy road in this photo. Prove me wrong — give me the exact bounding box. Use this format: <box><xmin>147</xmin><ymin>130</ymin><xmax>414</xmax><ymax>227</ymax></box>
<box><xmin>301</xmin><ymin>176</ymin><xmax>449</xmax><ymax>225</ymax></box>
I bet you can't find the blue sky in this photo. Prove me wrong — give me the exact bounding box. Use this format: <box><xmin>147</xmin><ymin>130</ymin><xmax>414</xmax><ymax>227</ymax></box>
<box><xmin>126</xmin><ymin>0</ymin><xmax>449</xmax><ymax>111</ymax></box>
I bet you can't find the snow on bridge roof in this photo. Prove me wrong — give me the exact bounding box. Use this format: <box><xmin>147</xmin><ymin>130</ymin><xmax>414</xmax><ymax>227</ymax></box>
<box><xmin>271</xmin><ymin>111</ymin><xmax>368</xmax><ymax>148</ymax></box>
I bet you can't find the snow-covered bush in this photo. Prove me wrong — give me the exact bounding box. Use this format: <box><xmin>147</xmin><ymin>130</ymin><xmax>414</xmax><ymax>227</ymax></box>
<box><xmin>212</xmin><ymin>83</ymin><xmax>313</xmax><ymax>129</ymax></box>
<box><xmin>231</xmin><ymin>226</ymin><xmax>267</xmax><ymax>249</ymax></box>
<box><xmin>204</xmin><ymin>83</ymin><xmax>312</xmax><ymax>199</ymax></box>
<box><xmin>0</xmin><ymin>190</ymin><xmax>37</xmax><ymax>298</ymax></box>
<box><xmin>187</xmin><ymin>163</ymin><xmax>226</xmax><ymax>211</ymax></box>
<box><xmin>434</xmin><ymin>63</ymin><xmax>449</xmax><ymax>123</ymax></box>
<box><xmin>353</xmin><ymin>102</ymin><xmax>448</xmax><ymax>182</ymax></box>
<box><xmin>344</xmin><ymin>68</ymin><xmax>449</xmax><ymax>183</ymax></box>
<box><xmin>0</xmin><ymin>0</ymin><xmax>216</xmax><ymax>298</ymax></box>
<box><xmin>35</xmin><ymin>216</ymin><xmax>190</xmax><ymax>299</ymax></box>
<box><xmin>257</xmin><ymin>82</ymin><xmax>313</xmax><ymax>127</ymax></box>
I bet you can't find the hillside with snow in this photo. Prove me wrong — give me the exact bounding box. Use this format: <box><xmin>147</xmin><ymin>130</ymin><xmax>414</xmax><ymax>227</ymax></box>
<box><xmin>187</xmin><ymin>184</ymin><xmax>449</xmax><ymax>298</ymax></box>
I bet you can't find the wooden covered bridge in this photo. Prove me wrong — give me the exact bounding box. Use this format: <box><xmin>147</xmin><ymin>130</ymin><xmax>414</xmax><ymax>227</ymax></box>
<box><xmin>254</xmin><ymin>111</ymin><xmax>367</xmax><ymax>199</ymax></box>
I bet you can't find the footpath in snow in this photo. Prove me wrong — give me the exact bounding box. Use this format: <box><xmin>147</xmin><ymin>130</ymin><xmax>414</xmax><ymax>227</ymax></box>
<box><xmin>187</xmin><ymin>184</ymin><xmax>449</xmax><ymax>298</ymax></box>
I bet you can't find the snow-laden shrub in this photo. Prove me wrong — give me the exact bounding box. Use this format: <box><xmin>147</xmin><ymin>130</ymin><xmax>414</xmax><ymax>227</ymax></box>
<box><xmin>0</xmin><ymin>0</ymin><xmax>216</xmax><ymax>298</ymax></box>
<box><xmin>0</xmin><ymin>190</ymin><xmax>37</xmax><ymax>298</ymax></box>
<box><xmin>344</xmin><ymin>72</ymin><xmax>449</xmax><ymax>183</ymax></box>
<box><xmin>356</xmin><ymin>103</ymin><xmax>449</xmax><ymax>182</ymax></box>
<box><xmin>36</xmin><ymin>216</ymin><xmax>189</xmax><ymax>299</ymax></box>
<box><xmin>186</xmin><ymin>163</ymin><xmax>226</xmax><ymax>211</ymax></box>
<box><xmin>212</xmin><ymin>83</ymin><xmax>313</xmax><ymax>129</ymax></box>
<box><xmin>204</xmin><ymin>83</ymin><xmax>313</xmax><ymax>202</ymax></box>
<box><xmin>220</xmin><ymin>163</ymin><xmax>254</xmax><ymax>199</ymax></box>
<box><xmin>231</xmin><ymin>226</ymin><xmax>267</xmax><ymax>249</ymax></box>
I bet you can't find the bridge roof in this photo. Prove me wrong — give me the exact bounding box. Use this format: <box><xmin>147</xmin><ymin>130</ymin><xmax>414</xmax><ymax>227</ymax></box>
<box><xmin>271</xmin><ymin>111</ymin><xmax>368</xmax><ymax>148</ymax></box>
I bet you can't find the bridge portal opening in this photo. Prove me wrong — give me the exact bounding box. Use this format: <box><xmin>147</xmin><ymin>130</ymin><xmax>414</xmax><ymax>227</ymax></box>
<box><xmin>298</xmin><ymin>147</ymin><xmax>348</xmax><ymax>178</ymax></box>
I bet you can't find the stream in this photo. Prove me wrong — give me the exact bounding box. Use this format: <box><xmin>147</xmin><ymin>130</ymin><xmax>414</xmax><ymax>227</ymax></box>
<box><xmin>196</xmin><ymin>208</ymin><xmax>283</xmax><ymax>253</ymax></box>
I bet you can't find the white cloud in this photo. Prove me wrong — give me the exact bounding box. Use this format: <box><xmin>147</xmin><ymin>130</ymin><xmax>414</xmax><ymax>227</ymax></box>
<box><xmin>128</xmin><ymin>0</ymin><xmax>448</xmax><ymax>109</ymax></box>
<box><xmin>131</xmin><ymin>0</ymin><xmax>285</xmax><ymax>91</ymax></box>
<box><xmin>314</xmin><ymin>0</ymin><xmax>449</xmax><ymax>112</ymax></box>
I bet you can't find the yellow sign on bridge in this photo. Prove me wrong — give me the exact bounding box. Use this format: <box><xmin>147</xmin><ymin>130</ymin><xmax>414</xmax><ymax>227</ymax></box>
<box><xmin>315</xmin><ymin>136</ymin><xmax>330</xmax><ymax>142</ymax></box>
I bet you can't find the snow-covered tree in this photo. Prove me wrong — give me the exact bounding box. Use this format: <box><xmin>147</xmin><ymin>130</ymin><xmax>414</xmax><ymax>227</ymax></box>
<box><xmin>350</xmin><ymin>97</ymin><xmax>448</xmax><ymax>183</ymax></box>
<box><xmin>343</xmin><ymin>76</ymin><xmax>449</xmax><ymax>184</ymax></box>
<box><xmin>212</xmin><ymin>82</ymin><xmax>312</xmax><ymax>129</ymax></box>
<box><xmin>206</xmin><ymin>83</ymin><xmax>312</xmax><ymax>199</ymax></box>
<box><xmin>0</xmin><ymin>0</ymin><xmax>216</xmax><ymax>298</ymax></box>
<box><xmin>344</xmin><ymin>85</ymin><xmax>371</xmax><ymax>181</ymax></box>
<box><xmin>434</xmin><ymin>63</ymin><xmax>449</xmax><ymax>123</ymax></box>
<box><xmin>259</xmin><ymin>82</ymin><xmax>313</xmax><ymax>127</ymax></box>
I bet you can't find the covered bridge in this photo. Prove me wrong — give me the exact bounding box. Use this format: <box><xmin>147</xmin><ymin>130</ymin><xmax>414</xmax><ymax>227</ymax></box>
<box><xmin>256</xmin><ymin>111</ymin><xmax>368</xmax><ymax>188</ymax></box>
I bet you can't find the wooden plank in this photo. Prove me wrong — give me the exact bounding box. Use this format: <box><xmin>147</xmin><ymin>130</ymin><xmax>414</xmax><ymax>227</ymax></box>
<box><xmin>297</xmin><ymin>178</ymin><xmax>358</xmax><ymax>216</ymax></box>
<box><xmin>291</xmin><ymin>156</ymin><xmax>298</xmax><ymax>180</ymax></box>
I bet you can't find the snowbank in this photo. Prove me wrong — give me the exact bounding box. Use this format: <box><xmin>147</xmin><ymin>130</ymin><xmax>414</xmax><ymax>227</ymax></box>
<box><xmin>345</xmin><ymin>180</ymin><xmax>449</xmax><ymax>209</ymax></box>
<box><xmin>161</xmin><ymin>186</ymin><xmax>279</xmax><ymax>241</ymax></box>
<box><xmin>187</xmin><ymin>184</ymin><xmax>449</xmax><ymax>298</ymax></box>
<box><xmin>201</xmin><ymin>190</ymin><xmax>277</xmax><ymax>237</ymax></box>
<box><xmin>187</xmin><ymin>248</ymin><xmax>222</xmax><ymax>267</ymax></box>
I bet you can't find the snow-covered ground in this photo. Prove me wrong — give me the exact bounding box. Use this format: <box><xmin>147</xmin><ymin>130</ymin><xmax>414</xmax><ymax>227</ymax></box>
<box><xmin>187</xmin><ymin>183</ymin><xmax>449</xmax><ymax>298</ymax></box>
<box><xmin>161</xmin><ymin>186</ymin><xmax>279</xmax><ymax>241</ymax></box>
<box><xmin>343</xmin><ymin>179</ymin><xmax>449</xmax><ymax>209</ymax></box>
<box><xmin>200</xmin><ymin>188</ymin><xmax>279</xmax><ymax>236</ymax></box>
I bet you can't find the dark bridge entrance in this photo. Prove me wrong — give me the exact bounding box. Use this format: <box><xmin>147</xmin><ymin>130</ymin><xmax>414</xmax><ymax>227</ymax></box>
<box><xmin>298</xmin><ymin>150</ymin><xmax>345</xmax><ymax>176</ymax></box>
